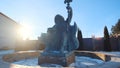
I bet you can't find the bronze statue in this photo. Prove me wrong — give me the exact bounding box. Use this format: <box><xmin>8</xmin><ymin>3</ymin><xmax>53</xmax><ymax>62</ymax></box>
<box><xmin>38</xmin><ymin>0</ymin><xmax>79</xmax><ymax>66</ymax></box>
<box><xmin>39</xmin><ymin>0</ymin><xmax>78</xmax><ymax>54</ymax></box>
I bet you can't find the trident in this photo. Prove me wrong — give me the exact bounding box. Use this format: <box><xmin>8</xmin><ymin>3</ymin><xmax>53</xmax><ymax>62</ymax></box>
<box><xmin>64</xmin><ymin>0</ymin><xmax>72</xmax><ymax>14</ymax></box>
<box><xmin>64</xmin><ymin>0</ymin><xmax>72</xmax><ymax>5</ymax></box>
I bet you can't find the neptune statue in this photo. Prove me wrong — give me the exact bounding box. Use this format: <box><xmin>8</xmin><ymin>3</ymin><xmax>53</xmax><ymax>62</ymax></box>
<box><xmin>38</xmin><ymin>0</ymin><xmax>79</xmax><ymax>66</ymax></box>
<box><xmin>39</xmin><ymin>0</ymin><xmax>79</xmax><ymax>55</ymax></box>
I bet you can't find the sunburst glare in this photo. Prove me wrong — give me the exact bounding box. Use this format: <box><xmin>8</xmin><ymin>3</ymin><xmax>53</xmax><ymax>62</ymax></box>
<box><xmin>18</xmin><ymin>24</ymin><xmax>32</xmax><ymax>40</ymax></box>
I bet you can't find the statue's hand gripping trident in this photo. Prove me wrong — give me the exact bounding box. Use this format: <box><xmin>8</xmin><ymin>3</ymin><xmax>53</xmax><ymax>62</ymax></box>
<box><xmin>64</xmin><ymin>0</ymin><xmax>73</xmax><ymax>25</ymax></box>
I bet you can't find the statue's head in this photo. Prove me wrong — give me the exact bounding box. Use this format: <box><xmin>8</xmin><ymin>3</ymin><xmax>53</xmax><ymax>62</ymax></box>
<box><xmin>54</xmin><ymin>14</ymin><xmax>64</xmax><ymax>24</ymax></box>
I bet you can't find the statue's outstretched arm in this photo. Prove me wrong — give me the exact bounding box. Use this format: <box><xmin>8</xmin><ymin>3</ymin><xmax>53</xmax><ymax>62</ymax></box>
<box><xmin>66</xmin><ymin>6</ymin><xmax>73</xmax><ymax>24</ymax></box>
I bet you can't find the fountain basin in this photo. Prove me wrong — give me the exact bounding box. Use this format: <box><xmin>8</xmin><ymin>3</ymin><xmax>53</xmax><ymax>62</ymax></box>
<box><xmin>2</xmin><ymin>51</ymin><xmax>120</xmax><ymax>68</ymax></box>
<box><xmin>3</xmin><ymin>51</ymin><xmax>40</xmax><ymax>63</ymax></box>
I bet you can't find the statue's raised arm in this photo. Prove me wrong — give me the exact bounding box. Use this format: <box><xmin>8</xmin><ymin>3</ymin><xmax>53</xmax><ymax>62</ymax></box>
<box><xmin>66</xmin><ymin>6</ymin><xmax>72</xmax><ymax>24</ymax></box>
<box><xmin>64</xmin><ymin>0</ymin><xmax>73</xmax><ymax>25</ymax></box>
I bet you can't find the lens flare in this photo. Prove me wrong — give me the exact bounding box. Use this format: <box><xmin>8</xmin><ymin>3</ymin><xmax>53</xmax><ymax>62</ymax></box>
<box><xmin>18</xmin><ymin>25</ymin><xmax>32</xmax><ymax>40</ymax></box>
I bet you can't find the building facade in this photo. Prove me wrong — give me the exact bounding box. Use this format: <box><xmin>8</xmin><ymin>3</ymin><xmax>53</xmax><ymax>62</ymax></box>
<box><xmin>0</xmin><ymin>12</ymin><xmax>21</xmax><ymax>49</ymax></box>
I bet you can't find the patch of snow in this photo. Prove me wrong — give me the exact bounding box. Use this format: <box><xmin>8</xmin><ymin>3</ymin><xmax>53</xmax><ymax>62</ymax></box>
<box><xmin>13</xmin><ymin>58</ymin><xmax>63</xmax><ymax>67</ymax></box>
<box><xmin>40</xmin><ymin>64</ymin><xmax>63</xmax><ymax>67</ymax></box>
<box><xmin>17</xmin><ymin>50</ymin><xmax>38</xmax><ymax>53</ymax></box>
<box><xmin>0</xmin><ymin>50</ymin><xmax>14</xmax><ymax>55</ymax></box>
<box><xmin>13</xmin><ymin>58</ymin><xmax>38</xmax><ymax>66</ymax></box>
<box><xmin>69</xmin><ymin>62</ymin><xmax>88</xmax><ymax>68</ymax></box>
<box><xmin>69</xmin><ymin>56</ymin><xmax>104</xmax><ymax>68</ymax></box>
<box><xmin>76</xmin><ymin>56</ymin><xmax>104</xmax><ymax>64</ymax></box>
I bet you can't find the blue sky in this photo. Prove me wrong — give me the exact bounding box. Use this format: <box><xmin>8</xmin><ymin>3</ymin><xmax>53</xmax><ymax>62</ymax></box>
<box><xmin>0</xmin><ymin>0</ymin><xmax>120</xmax><ymax>39</ymax></box>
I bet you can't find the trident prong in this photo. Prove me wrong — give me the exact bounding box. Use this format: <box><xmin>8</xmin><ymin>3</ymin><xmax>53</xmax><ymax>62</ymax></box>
<box><xmin>64</xmin><ymin>0</ymin><xmax>72</xmax><ymax>4</ymax></box>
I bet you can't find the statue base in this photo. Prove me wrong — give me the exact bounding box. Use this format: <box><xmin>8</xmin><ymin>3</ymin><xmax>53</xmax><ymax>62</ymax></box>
<box><xmin>38</xmin><ymin>51</ymin><xmax>75</xmax><ymax>67</ymax></box>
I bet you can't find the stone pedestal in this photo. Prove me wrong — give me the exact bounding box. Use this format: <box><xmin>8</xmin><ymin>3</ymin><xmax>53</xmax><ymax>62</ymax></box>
<box><xmin>38</xmin><ymin>51</ymin><xmax>75</xmax><ymax>67</ymax></box>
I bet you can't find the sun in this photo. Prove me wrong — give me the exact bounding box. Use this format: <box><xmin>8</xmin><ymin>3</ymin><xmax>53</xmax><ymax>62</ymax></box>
<box><xmin>18</xmin><ymin>25</ymin><xmax>32</xmax><ymax>40</ymax></box>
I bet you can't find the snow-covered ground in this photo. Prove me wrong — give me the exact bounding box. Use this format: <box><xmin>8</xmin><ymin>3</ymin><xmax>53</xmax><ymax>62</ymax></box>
<box><xmin>0</xmin><ymin>50</ymin><xmax>14</xmax><ymax>55</ymax></box>
<box><xmin>70</xmin><ymin>56</ymin><xmax>104</xmax><ymax>67</ymax></box>
<box><xmin>13</xmin><ymin>58</ymin><xmax>63</xmax><ymax>67</ymax></box>
<box><xmin>12</xmin><ymin>56</ymin><xmax>104</xmax><ymax>67</ymax></box>
<box><xmin>13</xmin><ymin>58</ymin><xmax>38</xmax><ymax>66</ymax></box>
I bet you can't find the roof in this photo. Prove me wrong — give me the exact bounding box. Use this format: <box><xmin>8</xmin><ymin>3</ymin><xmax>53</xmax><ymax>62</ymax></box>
<box><xmin>0</xmin><ymin>12</ymin><xmax>20</xmax><ymax>26</ymax></box>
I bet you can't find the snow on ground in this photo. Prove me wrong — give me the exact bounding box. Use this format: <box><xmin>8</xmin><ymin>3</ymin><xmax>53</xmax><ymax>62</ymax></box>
<box><xmin>12</xmin><ymin>56</ymin><xmax>104</xmax><ymax>67</ymax></box>
<box><xmin>0</xmin><ymin>50</ymin><xmax>14</xmax><ymax>55</ymax></box>
<box><xmin>69</xmin><ymin>56</ymin><xmax>104</xmax><ymax>67</ymax></box>
<box><xmin>13</xmin><ymin>58</ymin><xmax>63</xmax><ymax>67</ymax></box>
<box><xmin>76</xmin><ymin>56</ymin><xmax>104</xmax><ymax>64</ymax></box>
<box><xmin>13</xmin><ymin>58</ymin><xmax>39</xmax><ymax>66</ymax></box>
